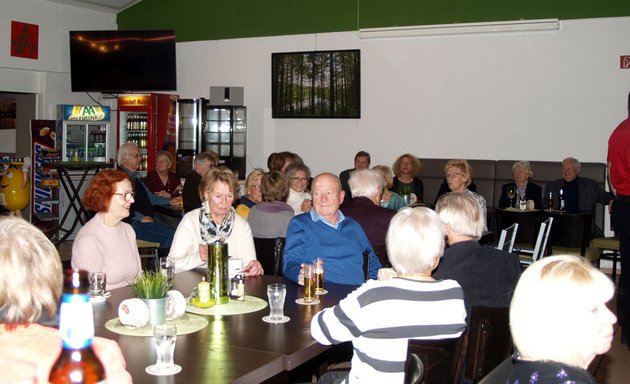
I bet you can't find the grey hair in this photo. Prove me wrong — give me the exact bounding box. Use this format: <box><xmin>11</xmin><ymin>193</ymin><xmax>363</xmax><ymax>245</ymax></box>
<box><xmin>435</xmin><ymin>192</ymin><xmax>484</xmax><ymax>239</ymax></box>
<box><xmin>386</xmin><ymin>207</ymin><xmax>446</xmax><ymax>275</ymax></box>
<box><xmin>512</xmin><ymin>160</ymin><xmax>533</xmax><ymax>179</ymax></box>
<box><xmin>285</xmin><ymin>163</ymin><xmax>311</xmax><ymax>179</ymax></box>
<box><xmin>348</xmin><ymin>169</ymin><xmax>384</xmax><ymax>199</ymax></box>
<box><xmin>563</xmin><ymin>157</ymin><xmax>581</xmax><ymax>171</ymax></box>
<box><xmin>116</xmin><ymin>142</ymin><xmax>138</xmax><ymax>164</ymax></box>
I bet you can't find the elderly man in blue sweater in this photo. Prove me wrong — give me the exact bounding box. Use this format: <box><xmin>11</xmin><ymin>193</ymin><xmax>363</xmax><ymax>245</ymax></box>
<box><xmin>283</xmin><ymin>173</ymin><xmax>381</xmax><ymax>286</ymax></box>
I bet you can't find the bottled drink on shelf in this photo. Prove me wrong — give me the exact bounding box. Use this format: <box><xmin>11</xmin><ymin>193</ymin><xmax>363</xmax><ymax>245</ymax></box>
<box><xmin>49</xmin><ymin>269</ymin><xmax>105</xmax><ymax>383</ymax></box>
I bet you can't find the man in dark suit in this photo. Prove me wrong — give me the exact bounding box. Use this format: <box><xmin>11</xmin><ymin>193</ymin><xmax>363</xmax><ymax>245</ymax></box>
<box><xmin>544</xmin><ymin>157</ymin><xmax>614</xmax><ymax>237</ymax></box>
<box><xmin>341</xmin><ymin>168</ymin><xmax>396</xmax><ymax>267</ymax></box>
<box><xmin>339</xmin><ymin>150</ymin><xmax>370</xmax><ymax>203</ymax></box>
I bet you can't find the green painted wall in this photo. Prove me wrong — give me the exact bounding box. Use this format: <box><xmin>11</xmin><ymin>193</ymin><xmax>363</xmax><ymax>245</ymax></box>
<box><xmin>118</xmin><ymin>0</ymin><xmax>630</xmax><ymax>42</ymax></box>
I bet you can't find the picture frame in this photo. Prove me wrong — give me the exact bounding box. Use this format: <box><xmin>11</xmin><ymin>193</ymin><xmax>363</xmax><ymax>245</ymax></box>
<box><xmin>272</xmin><ymin>49</ymin><xmax>360</xmax><ymax>118</ymax></box>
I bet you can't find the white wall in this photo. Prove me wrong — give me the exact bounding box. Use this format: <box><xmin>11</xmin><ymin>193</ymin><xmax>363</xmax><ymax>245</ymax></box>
<box><xmin>176</xmin><ymin>17</ymin><xmax>630</xmax><ymax>177</ymax></box>
<box><xmin>0</xmin><ymin>0</ymin><xmax>117</xmax><ymax>116</ymax></box>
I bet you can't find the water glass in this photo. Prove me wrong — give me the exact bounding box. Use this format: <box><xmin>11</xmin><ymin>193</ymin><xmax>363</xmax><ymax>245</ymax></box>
<box><xmin>303</xmin><ymin>264</ymin><xmax>316</xmax><ymax>303</ymax></box>
<box><xmin>152</xmin><ymin>323</ymin><xmax>177</xmax><ymax>371</ymax></box>
<box><xmin>267</xmin><ymin>283</ymin><xmax>286</xmax><ymax>320</ymax></box>
<box><xmin>313</xmin><ymin>258</ymin><xmax>325</xmax><ymax>294</ymax></box>
<box><xmin>159</xmin><ymin>257</ymin><xmax>175</xmax><ymax>283</ymax></box>
<box><xmin>88</xmin><ymin>272</ymin><xmax>106</xmax><ymax>296</ymax></box>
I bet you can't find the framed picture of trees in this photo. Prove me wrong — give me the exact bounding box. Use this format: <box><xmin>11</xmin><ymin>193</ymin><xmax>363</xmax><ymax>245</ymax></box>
<box><xmin>272</xmin><ymin>49</ymin><xmax>360</xmax><ymax>118</ymax></box>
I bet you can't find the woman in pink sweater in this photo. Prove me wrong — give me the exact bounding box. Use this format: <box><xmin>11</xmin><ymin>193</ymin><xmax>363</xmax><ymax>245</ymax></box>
<box><xmin>72</xmin><ymin>169</ymin><xmax>141</xmax><ymax>290</ymax></box>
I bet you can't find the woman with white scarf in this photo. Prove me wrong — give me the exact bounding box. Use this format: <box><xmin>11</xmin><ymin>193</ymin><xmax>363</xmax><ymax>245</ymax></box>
<box><xmin>168</xmin><ymin>167</ymin><xmax>263</xmax><ymax>275</ymax></box>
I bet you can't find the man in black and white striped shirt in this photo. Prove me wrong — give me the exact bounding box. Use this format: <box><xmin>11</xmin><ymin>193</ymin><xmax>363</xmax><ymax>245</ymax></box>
<box><xmin>311</xmin><ymin>207</ymin><xmax>466</xmax><ymax>384</ymax></box>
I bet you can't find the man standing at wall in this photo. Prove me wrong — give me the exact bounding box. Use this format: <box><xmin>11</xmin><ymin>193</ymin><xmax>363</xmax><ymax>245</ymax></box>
<box><xmin>608</xmin><ymin>92</ymin><xmax>630</xmax><ymax>349</ymax></box>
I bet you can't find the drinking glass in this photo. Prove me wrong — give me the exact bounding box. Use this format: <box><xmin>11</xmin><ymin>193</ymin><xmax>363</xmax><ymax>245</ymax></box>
<box><xmin>152</xmin><ymin>323</ymin><xmax>177</xmax><ymax>372</ymax></box>
<box><xmin>88</xmin><ymin>272</ymin><xmax>106</xmax><ymax>296</ymax></box>
<box><xmin>506</xmin><ymin>187</ymin><xmax>516</xmax><ymax>208</ymax></box>
<box><xmin>159</xmin><ymin>257</ymin><xmax>175</xmax><ymax>283</ymax></box>
<box><xmin>303</xmin><ymin>264</ymin><xmax>316</xmax><ymax>303</ymax></box>
<box><xmin>267</xmin><ymin>283</ymin><xmax>286</xmax><ymax>320</ymax></box>
<box><xmin>313</xmin><ymin>258</ymin><xmax>325</xmax><ymax>294</ymax></box>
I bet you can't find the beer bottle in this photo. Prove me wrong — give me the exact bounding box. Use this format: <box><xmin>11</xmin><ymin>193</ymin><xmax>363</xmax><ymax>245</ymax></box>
<box><xmin>559</xmin><ymin>188</ymin><xmax>565</xmax><ymax>211</ymax></box>
<box><xmin>49</xmin><ymin>269</ymin><xmax>105</xmax><ymax>383</ymax></box>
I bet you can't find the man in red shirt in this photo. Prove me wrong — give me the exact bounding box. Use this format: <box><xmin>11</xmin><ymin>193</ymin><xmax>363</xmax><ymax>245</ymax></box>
<box><xmin>607</xmin><ymin>91</ymin><xmax>630</xmax><ymax>349</ymax></box>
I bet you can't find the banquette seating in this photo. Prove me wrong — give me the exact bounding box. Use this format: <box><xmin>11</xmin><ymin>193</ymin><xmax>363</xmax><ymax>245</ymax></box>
<box><xmin>418</xmin><ymin>158</ymin><xmax>609</xmax><ymax>245</ymax></box>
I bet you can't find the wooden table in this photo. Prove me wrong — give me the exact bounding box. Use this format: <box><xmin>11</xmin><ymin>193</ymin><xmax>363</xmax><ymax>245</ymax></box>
<box><xmin>92</xmin><ymin>270</ymin><xmax>356</xmax><ymax>383</ymax></box>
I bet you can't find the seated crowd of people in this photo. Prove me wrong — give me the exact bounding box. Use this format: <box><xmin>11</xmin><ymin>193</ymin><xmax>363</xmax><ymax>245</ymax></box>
<box><xmin>0</xmin><ymin>146</ymin><xmax>618</xmax><ymax>383</ymax></box>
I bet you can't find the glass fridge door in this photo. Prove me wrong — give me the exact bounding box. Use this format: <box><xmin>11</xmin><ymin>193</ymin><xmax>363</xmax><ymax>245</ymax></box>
<box><xmin>87</xmin><ymin>124</ymin><xmax>107</xmax><ymax>162</ymax></box>
<box><xmin>64</xmin><ymin>123</ymin><xmax>86</xmax><ymax>162</ymax></box>
<box><xmin>204</xmin><ymin>107</ymin><xmax>232</xmax><ymax>160</ymax></box>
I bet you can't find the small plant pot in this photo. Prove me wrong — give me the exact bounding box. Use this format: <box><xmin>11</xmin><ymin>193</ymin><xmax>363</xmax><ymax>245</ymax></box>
<box><xmin>141</xmin><ymin>297</ymin><xmax>167</xmax><ymax>327</ymax></box>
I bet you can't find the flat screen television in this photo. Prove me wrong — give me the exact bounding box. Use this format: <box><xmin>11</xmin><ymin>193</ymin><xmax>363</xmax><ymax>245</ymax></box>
<box><xmin>69</xmin><ymin>30</ymin><xmax>177</xmax><ymax>93</ymax></box>
<box><xmin>272</xmin><ymin>49</ymin><xmax>360</xmax><ymax>118</ymax></box>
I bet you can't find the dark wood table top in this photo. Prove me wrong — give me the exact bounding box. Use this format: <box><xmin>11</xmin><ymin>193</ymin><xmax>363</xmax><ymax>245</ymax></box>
<box><xmin>154</xmin><ymin>203</ymin><xmax>183</xmax><ymax>217</ymax></box>
<box><xmin>92</xmin><ymin>270</ymin><xmax>356</xmax><ymax>383</ymax></box>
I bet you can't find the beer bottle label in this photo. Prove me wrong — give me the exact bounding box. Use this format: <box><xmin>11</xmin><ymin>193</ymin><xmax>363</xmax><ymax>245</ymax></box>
<box><xmin>58</xmin><ymin>293</ymin><xmax>94</xmax><ymax>349</ymax></box>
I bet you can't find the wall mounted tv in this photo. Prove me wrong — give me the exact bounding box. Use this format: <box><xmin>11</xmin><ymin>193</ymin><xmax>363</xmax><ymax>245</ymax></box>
<box><xmin>272</xmin><ymin>49</ymin><xmax>360</xmax><ymax>118</ymax></box>
<box><xmin>69</xmin><ymin>30</ymin><xmax>177</xmax><ymax>93</ymax></box>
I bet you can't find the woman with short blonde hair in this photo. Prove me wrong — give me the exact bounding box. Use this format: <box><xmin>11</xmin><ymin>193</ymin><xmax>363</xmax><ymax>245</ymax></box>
<box><xmin>235</xmin><ymin>168</ymin><xmax>265</xmax><ymax>218</ymax></box>
<box><xmin>508</xmin><ymin>255</ymin><xmax>616</xmax><ymax>381</ymax></box>
<box><xmin>0</xmin><ymin>217</ymin><xmax>132</xmax><ymax>383</ymax></box>
<box><xmin>442</xmin><ymin>159</ymin><xmax>487</xmax><ymax>230</ymax></box>
<box><xmin>169</xmin><ymin>167</ymin><xmax>263</xmax><ymax>275</ymax></box>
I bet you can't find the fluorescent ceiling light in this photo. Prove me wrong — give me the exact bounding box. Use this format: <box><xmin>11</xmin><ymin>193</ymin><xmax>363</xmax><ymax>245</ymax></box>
<box><xmin>359</xmin><ymin>19</ymin><xmax>560</xmax><ymax>39</ymax></box>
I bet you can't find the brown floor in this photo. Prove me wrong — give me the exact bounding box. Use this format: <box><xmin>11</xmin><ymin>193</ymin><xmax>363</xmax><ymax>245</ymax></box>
<box><xmin>54</xmin><ymin>241</ymin><xmax>630</xmax><ymax>382</ymax></box>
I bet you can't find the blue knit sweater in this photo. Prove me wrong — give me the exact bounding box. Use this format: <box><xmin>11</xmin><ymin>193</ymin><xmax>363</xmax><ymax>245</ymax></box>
<box><xmin>283</xmin><ymin>211</ymin><xmax>381</xmax><ymax>286</ymax></box>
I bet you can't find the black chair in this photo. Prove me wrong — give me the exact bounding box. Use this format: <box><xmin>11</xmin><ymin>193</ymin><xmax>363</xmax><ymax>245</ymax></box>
<box><xmin>362</xmin><ymin>250</ymin><xmax>370</xmax><ymax>281</ymax></box>
<box><xmin>546</xmin><ymin>211</ymin><xmax>599</xmax><ymax>263</ymax></box>
<box><xmin>404</xmin><ymin>353</ymin><xmax>425</xmax><ymax>384</ymax></box>
<box><xmin>464</xmin><ymin>307</ymin><xmax>513</xmax><ymax>383</ymax></box>
<box><xmin>406</xmin><ymin>331</ymin><xmax>468</xmax><ymax>384</ymax></box>
<box><xmin>253</xmin><ymin>237</ymin><xmax>285</xmax><ymax>276</ymax></box>
<box><xmin>478</xmin><ymin>356</ymin><xmax>514</xmax><ymax>384</ymax></box>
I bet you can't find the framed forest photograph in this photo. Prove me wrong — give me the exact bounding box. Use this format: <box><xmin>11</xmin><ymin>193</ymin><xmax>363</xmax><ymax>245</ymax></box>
<box><xmin>272</xmin><ymin>49</ymin><xmax>360</xmax><ymax>118</ymax></box>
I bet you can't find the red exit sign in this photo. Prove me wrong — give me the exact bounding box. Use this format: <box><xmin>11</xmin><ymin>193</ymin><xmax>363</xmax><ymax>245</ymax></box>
<box><xmin>621</xmin><ymin>56</ymin><xmax>630</xmax><ymax>69</ymax></box>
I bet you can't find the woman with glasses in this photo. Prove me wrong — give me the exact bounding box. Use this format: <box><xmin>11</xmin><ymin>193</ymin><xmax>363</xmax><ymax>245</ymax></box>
<box><xmin>285</xmin><ymin>163</ymin><xmax>312</xmax><ymax>215</ymax></box>
<box><xmin>144</xmin><ymin>150</ymin><xmax>182</xmax><ymax>199</ymax></box>
<box><xmin>72</xmin><ymin>169</ymin><xmax>141</xmax><ymax>290</ymax></box>
<box><xmin>235</xmin><ymin>168</ymin><xmax>265</xmax><ymax>219</ymax></box>
<box><xmin>442</xmin><ymin>159</ymin><xmax>488</xmax><ymax>230</ymax></box>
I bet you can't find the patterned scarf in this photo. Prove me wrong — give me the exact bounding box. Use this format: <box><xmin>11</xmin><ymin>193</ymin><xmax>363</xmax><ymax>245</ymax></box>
<box><xmin>199</xmin><ymin>200</ymin><xmax>235</xmax><ymax>243</ymax></box>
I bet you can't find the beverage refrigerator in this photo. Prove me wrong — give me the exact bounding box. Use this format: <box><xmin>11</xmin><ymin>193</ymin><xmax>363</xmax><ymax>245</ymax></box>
<box><xmin>117</xmin><ymin>93</ymin><xmax>178</xmax><ymax>174</ymax></box>
<box><xmin>202</xmin><ymin>105</ymin><xmax>247</xmax><ymax>179</ymax></box>
<box><xmin>176</xmin><ymin>98</ymin><xmax>206</xmax><ymax>177</ymax></box>
<box><xmin>56</xmin><ymin>105</ymin><xmax>111</xmax><ymax>162</ymax></box>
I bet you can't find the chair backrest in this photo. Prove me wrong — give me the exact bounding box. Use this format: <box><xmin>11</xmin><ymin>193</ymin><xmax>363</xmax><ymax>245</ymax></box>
<box><xmin>547</xmin><ymin>212</ymin><xmax>592</xmax><ymax>255</ymax></box>
<box><xmin>407</xmin><ymin>331</ymin><xmax>468</xmax><ymax>384</ymax></box>
<box><xmin>464</xmin><ymin>307</ymin><xmax>513</xmax><ymax>383</ymax></box>
<box><xmin>362</xmin><ymin>250</ymin><xmax>370</xmax><ymax>281</ymax></box>
<box><xmin>531</xmin><ymin>217</ymin><xmax>553</xmax><ymax>263</ymax></box>
<box><xmin>404</xmin><ymin>353</ymin><xmax>425</xmax><ymax>384</ymax></box>
<box><xmin>478</xmin><ymin>356</ymin><xmax>514</xmax><ymax>384</ymax></box>
<box><xmin>496</xmin><ymin>223</ymin><xmax>518</xmax><ymax>253</ymax></box>
<box><xmin>253</xmin><ymin>237</ymin><xmax>285</xmax><ymax>276</ymax></box>
<box><xmin>495</xmin><ymin>209</ymin><xmax>543</xmax><ymax>246</ymax></box>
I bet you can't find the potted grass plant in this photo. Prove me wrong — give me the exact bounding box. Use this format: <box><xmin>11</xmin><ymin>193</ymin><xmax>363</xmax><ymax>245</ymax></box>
<box><xmin>131</xmin><ymin>271</ymin><xmax>172</xmax><ymax>327</ymax></box>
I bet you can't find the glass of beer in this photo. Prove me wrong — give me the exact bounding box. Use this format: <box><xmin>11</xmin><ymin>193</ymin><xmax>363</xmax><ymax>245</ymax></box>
<box><xmin>303</xmin><ymin>263</ymin><xmax>316</xmax><ymax>303</ymax></box>
<box><xmin>314</xmin><ymin>258</ymin><xmax>324</xmax><ymax>294</ymax></box>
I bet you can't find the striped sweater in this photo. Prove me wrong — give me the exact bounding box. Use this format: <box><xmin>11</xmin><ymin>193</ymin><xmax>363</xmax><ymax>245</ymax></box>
<box><xmin>311</xmin><ymin>277</ymin><xmax>467</xmax><ymax>384</ymax></box>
